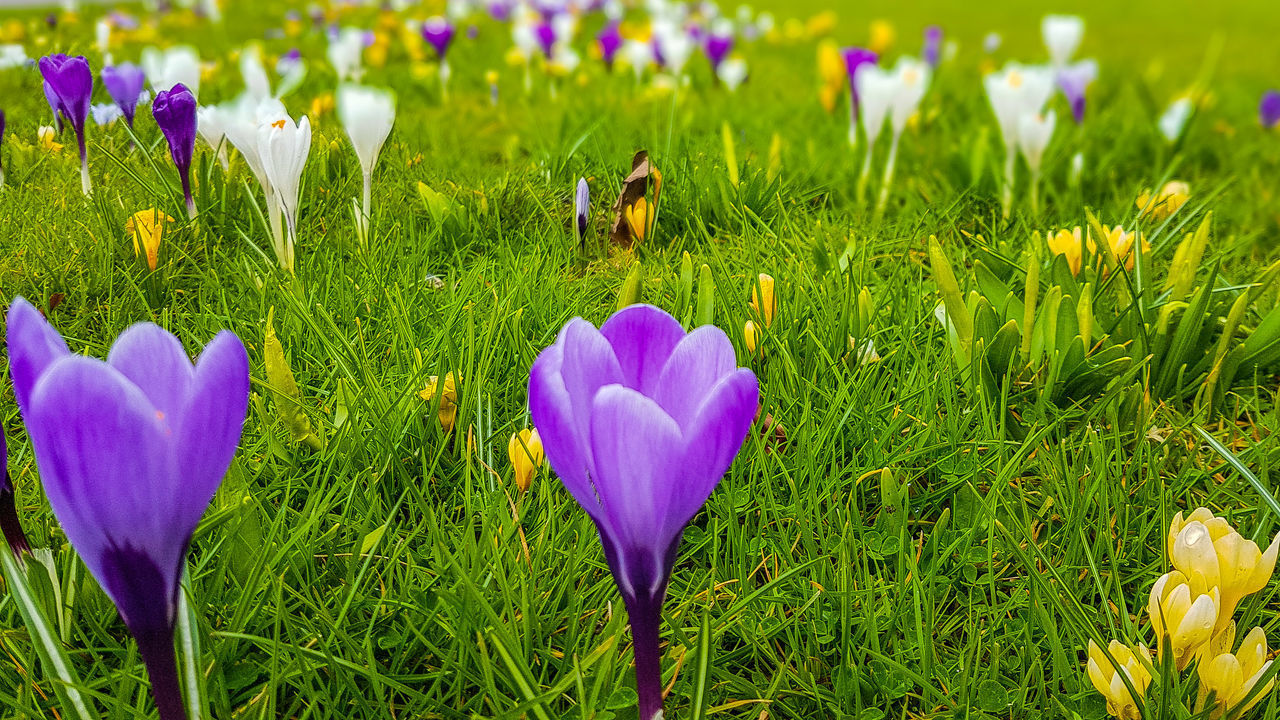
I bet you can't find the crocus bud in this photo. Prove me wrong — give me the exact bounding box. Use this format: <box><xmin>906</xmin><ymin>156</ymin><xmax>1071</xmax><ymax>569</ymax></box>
<box><xmin>419</xmin><ymin>373</ymin><xmax>459</xmax><ymax>433</ymax></box>
<box><xmin>0</xmin><ymin>421</ymin><xmax>32</xmax><ymax>557</ymax></box>
<box><xmin>1086</xmin><ymin>639</ymin><xmax>1152</xmax><ymax>720</ymax></box>
<box><xmin>750</xmin><ymin>273</ymin><xmax>775</xmax><ymax>327</ymax></box>
<box><xmin>126</xmin><ymin>208</ymin><xmax>174</xmax><ymax>271</ymax></box>
<box><xmin>422</xmin><ymin>17</ymin><xmax>455</xmax><ymax>59</ymax></box>
<box><xmin>507</xmin><ymin>428</ymin><xmax>543</xmax><ymax>492</ymax></box>
<box><xmin>1198</xmin><ymin>626</ymin><xmax>1275</xmax><ymax>717</ymax></box>
<box><xmin>152</xmin><ymin>83</ymin><xmax>198</xmax><ymax>217</ymax></box>
<box><xmin>1148</xmin><ymin>571</ymin><xmax>1219</xmax><ymax>670</ymax></box>
<box><xmin>574</xmin><ymin>177</ymin><xmax>590</xmax><ymax>244</ymax></box>
<box><xmin>1261</xmin><ymin>90</ymin><xmax>1280</xmax><ymax>129</ymax></box>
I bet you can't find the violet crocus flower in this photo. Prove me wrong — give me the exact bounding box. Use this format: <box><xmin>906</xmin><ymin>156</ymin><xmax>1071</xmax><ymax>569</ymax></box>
<box><xmin>574</xmin><ymin>177</ymin><xmax>590</xmax><ymax>245</ymax></box>
<box><xmin>42</xmin><ymin>80</ymin><xmax>63</xmax><ymax>132</ymax></box>
<box><xmin>1</xmin><ymin>420</ymin><xmax>32</xmax><ymax>557</ymax></box>
<box><xmin>152</xmin><ymin>83</ymin><xmax>198</xmax><ymax>218</ymax></box>
<box><xmin>101</xmin><ymin>62</ymin><xmax>147</xmax><ymax>128</ymax></box>
<box><xmin>598</xmin><ymin>21</ymin><xmax>622</xmax><ymax>70</ymax></box>
<box><xmin>528</xmin><ymin>305</ymin><xmax>758</xmax><ymax>720</ymax></box>
<box><xmin>422</xmin><ymin>17</ymin><xmax>455</xmax><ymax>59</ymax></box>
<box><xmin>841</xmin><ymin>47</ymin><xmax>878</xmax><ymax>146</ymax></box>
<box><xmin>704</xmin><ymin>30</ymin><xmax>734</xmax><ymax>72</ymax></box>
<box><xmin>534</xmin><ymin>21</ymin><xmax>557</xmax><ymax>59</ymax></box>
<box><xmin>6</xmin><ymin>296</ymin><xmax>249</xmax><ymax>720</ymax></box>
<box><xmin>922</xmin><ymin>25</ymin><xmax>942</xmax><ymax>67</ymax></box>
<box><xmin>39</xmin><ymin>53</ymin><xmax>94</xmax><ymax>195</ymax></box>
<box><xmin>488</xmin><ymin>0</ymin><xmax>512</xmax><ymax>22</ymax></box>
<box><xmin>1057</xmin><ymin>60</ymin><xmax>1097</xmax><ymax>124</ymax></box>
<box><xmin>1261</xmin><ymin>90</ymin><xmax>1280</xmax><ymax>129</ymax></box>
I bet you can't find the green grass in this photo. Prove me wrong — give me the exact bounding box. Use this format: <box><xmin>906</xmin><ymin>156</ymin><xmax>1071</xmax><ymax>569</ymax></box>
<box><xmin>2</xmin><ymin>0</ymin><xmax>1280</xmax><ymax>718</ymax></box>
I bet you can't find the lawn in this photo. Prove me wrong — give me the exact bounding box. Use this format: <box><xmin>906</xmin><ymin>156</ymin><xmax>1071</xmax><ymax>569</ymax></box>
<box><xmin>2</xmin><ymin>0</ymin><xmax>1280</xmax><ymax>718</ymax></box>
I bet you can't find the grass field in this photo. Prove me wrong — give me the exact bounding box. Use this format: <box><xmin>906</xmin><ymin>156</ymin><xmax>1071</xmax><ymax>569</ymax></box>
<box><xmin>2</xmin><ymin>0</ymin><xmax>1280</xmax><ymax>718</ymax></box>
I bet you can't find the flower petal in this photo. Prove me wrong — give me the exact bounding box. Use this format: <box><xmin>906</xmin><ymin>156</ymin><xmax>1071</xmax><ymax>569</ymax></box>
<box><xmin>599</xmin><ymin>304</ymin><xmax>685</xmax><ymax>394</ymax></box>
<box><xmin>25</xmin><ymin>356</ymin><xmax>183</xmax><ymax>602</ymax></box>
<box><xmin>653</xmin><ymin>324</ymin><xmax>739</xmax><ymax>428</ymax></box>
<box><xmin>107</xmin><ymin>323</ymin><xmax>195</xmax><ymax>422</ymax></box>
<box><xmin>669</xmin><ymin>369</ymin><xmax>758</xmax><ymax>529</ymax></box>
<box><xmin>529</xmin><ymin>341</ymin><xmax>601</xmax><ymax>517</ymax></box>
<box><xmin>172</xmin><ymin>331</ymin><xmax>249</xmax><ymax>533</ymax></box>
<box><xmin>588</xmin><ymin>385</ymin><xmax>684</xmax><ymax>594</ymax></box>
<box><xmin>6</xmin><ymin>296</ymin><xmax>71</xmax><ymax>416</ymax></box>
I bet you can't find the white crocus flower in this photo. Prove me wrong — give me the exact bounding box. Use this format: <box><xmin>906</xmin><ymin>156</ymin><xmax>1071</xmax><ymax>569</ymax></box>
<box><xmin>96</xmin><ymin>19</ymin><xmax>112</xmax><ymax>66</ymax></box>
<box><xmin>0</xmin><ymin>44</ymin><xmax>29</xmax><ymax>70</ymax></box>
<box><xmin>328</xmin><ymin>28</ymin><xmax>366</xmax><ymax>83</ymax></box>
<box><xmin>258</xmin><ymin>113</ymin><xmax>311</xmax><ymax>274</ymax></box>
<box><xmin>653</xmin><ymin>19</ymin><xmax>694</xmax><ymax>78</ymax></box>
<box><xmin>621</xmin><ymin>39</ymin><xmax>653</xmax><ymax>83</ymax></box>
<box><xmin>854</xmin><ymin>63</ymin><xmax>896</xmax><ymax>190</ymax></box>
<box><xmin>143</xmin><ymin>45</ymin><xmax>202</xmax><ymax>97</ymax></box>
<box><xmin>1041</xmin><ymin>15</ymin><xmax>1084</xmax><ymax>68</ymax></box>
<box><xmin>337</xmin><ymin>85</ymin><xmax>395</xmax><ymax>244</ymax></box>
<box><xmin>1159</xmin><ymin>97</ymin><xmax>1193</xmax><ymax>143</ymax></box>
<box><xmin>224</xmin><ymin>99</ymin><xmax>288</xmax><ymax>269</ymax></box>
<box><xmin>876</xmin><ymin>57</ymin><xmax>932</xmax><ymax>214</ymax></box>
<box><xmin>985</xmin><ymin>62</ymin><xmax>1056</xmax><ymax>216</ymax></box>
<box><xmin>240</xmin><ymin>45</ymin><xmax>272</xmax><ymax>103</ymax></box>
<box><xmin>1016</xmin><ymin>110</ymin><xmax>1056</xmax><ymax>213</ymax></box>
<box><xmin>718</xmin><ymin>57</ymin><xmax>748</xmax><ymax>92</ymax></box>
<box><xmin>196</xmin><ymin>105</ymin><xmax>232</xmax><ymax>171</ymax></box>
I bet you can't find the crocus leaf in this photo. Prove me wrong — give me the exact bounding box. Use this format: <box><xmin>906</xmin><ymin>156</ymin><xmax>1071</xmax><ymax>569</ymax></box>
<box><xmin>264</xmin><ymin>307</ymin><xmax>325</xmax><ymax>451</ymax></box>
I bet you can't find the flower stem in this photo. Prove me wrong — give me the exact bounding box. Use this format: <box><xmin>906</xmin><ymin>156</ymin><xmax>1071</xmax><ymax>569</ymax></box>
<box><xmin>135</xmin><ymin>628</ymin><xmax>188</xmax><ymax>720</ymax></box>
<box><xmin>856</xmin><ymin>141</ymin><xmax>875</xmax><ymax>204</ymax></box>
<box><xmin>1001</xmin><ymin>148</ymin><xmax>1015</xmax><ymax>220</ymax></box>
<box><xmin>0</xmin><ymin>483</ymin><xmax>31</xmax><ymax>558</ymax></box>
<box><xmin>78</xmin><ymin>134</ymin><xmax>91</xmax><ymax>197</ymax></box>
<box><xmin>625</xmin><ymin>593</ymin><xmax>664</xmax><ymax>720</ymax></box>
<box><xmin>181</xmin><ymin>172</ymin><xmax>195</xmax><ymax>220</ymax></box>
<box><xmin>874</xmin><ymin>132</ymin><xmax>901</xmax><ymax>216</ymax></box>
<box><xmin>1029</xmin><ymin>168</ymin><xmax>1041</xmax><ymax>216</ymax></box>
<box><xmin>847</xmin><ymin>94</ymin><xmax>858</xmax><ymax>148</ymax></box>
<box><xmin>361</xmin><ymin>171</ymin><xmax>373</xmax><ymax>243</ymax></box>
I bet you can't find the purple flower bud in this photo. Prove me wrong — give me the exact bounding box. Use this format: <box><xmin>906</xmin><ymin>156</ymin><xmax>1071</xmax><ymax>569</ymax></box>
<box><xmin>574</xmin><ymin>177</ymin><xmax>590</xmax><ymax>239</ymax></box>
<box><xmin>1261</xmin><ymin>90</ymin><xmax>1280</xmax><ymax>129</ymax></box>
<box><xmin>152</xmin><ymin>83</ymin><xmax>198</xmax><ymax>216</ymax></box>
<box><xmin>1</xmin><ymin>416</ymin><xmax>32</xmax><ymax>558</ymax></box>
<box><xmin>598</xmin><ymin>21</ymin><xmax>622</xmax><ymax>69</ymax></box>
<box><xmin>923</xmin><ymin>25</ymin><xmax>942</xmax><ymax>67</ymax></box>
<box><xmin>6</xmin><ymin>296</ymin><xmax>249</xmax><ymax>720</ymax></box>
<box><xmin>529</xmin><ymin>305</ymin><xmax>757</xmax><ymax>720</ymax></box>
<box><xmin>102</xmin><ymin>62</ymin><xmax>147</xmax><ymax>127</ymax></box>
<box><xmin>422</xmin><ymin>17</ymin><xmax>456</xmax><ymax>59</ymax></box>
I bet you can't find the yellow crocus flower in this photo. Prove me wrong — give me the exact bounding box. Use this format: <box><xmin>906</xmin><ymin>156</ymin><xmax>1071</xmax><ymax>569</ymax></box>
<box><xmin>1169</xmin><ymin>508</ymin><xmax>1280</xmax><ymax>633</ymax></box>
<box><xmin>1046</xmin><ymin>227</ymin><xmax>1084</xmax><ymax>275</ymax></box>
<box><xmin>743</xmin><ymin>320</ymin><xmax>760</xmax><ymax>356</ymax></box>
<box><xmin>816</xmin><ymin>39</ymin><xmax>845</xmax><ymax>114</ymax></box>
<box><xmin>750</xmin><ymin>273</ymin><xmax>776</xmax><ymax>327</ymax></box>
<box><xmin>38</xmin><ymin>125</ymin><xmax>63</xmax><ymax>152</ymax></box>
<box><xmin>1147</xmin><ymin>570</ymin><xmax>1220</xmax><ymax>670</ymax></box>
<box><xmin>1198</xmin><ymin>626</ymin><xmax>1275</xmax><ymax>718</ymax></box>
<box><xmin>624</xmin><ymin>197</ymin><xmax>651</xmax><ymax>242</ymax></box>
<box><xmin>1136</xmin><ymin>181</ymin><xmax>1190</xmax><ymax>221</ymax></box>
<box><xmin>1086</xmin><ymin>639</ymin><xmax>1153</xmax><ymax>720</ymax></box>
<box><xmin>868</xmin><ymin>19</ymin><xmax>896</xmax><ymax>55</ymax></box>
<box><xmin>309</xmin><ymin>93</ymin><xmax>335</xmax><ymax>119</ymax></box>
<box><xmin>126</xmin><ymin>209</ymin><xmax>174</xmax><ymax>271</ymax></box>
<box><xmin>419</xmin><ymin>372</ymin><xmax>459</xmax><ymax>432</ymax></box>
<box><xmin>507</xmin><ymin>428</ymin><xmax>544</xmax><ymax>493</ymax></box>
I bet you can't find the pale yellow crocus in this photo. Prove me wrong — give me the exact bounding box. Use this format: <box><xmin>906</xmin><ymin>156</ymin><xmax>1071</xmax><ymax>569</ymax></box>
<box><xmin>126</xmin><ymin>209</ymin><xmax>174</xmax><ymax>271</ymax></box>
<box><xmin>1086</xmin><ymin>639</ymin><xmax>1153</xmax><ymax>720</ymax></box>
<box><xmin>1147</xmin><ymin>570</ymin><xmax>1220</xmax><ymax>670</ymax></box>
<box><xmin>1136</xmin><ymin>181</ymin><xmax>1190</xmax><ymax>222</ymax></box>
<box><xmin>750</xmin><ymin>273</ymin><xmax>776</xmax><ymax>327</ymax></box>
<box><xmin>1046</xmin><ymin>227</ymin><xmax>1084</xmax><ymax>275</ymax></box>
<box><xmin>507</xmin><ymin>428</ymin><xmax>543</xmax><ymax>493</ymax></box>
<box><xmin>38</xmin><ymin>125</ymin><xmax>63</xmax><ymax>152</ymax></box>
<box><xmin>1169</xmin><ymin>508</ymin><xmax>1280</xmax><ymax>632</ymax></box>
<box><xmin>1198</xmin><ymin>626</ymin><xmax>1276</xmax><ymax>718</ymax></box>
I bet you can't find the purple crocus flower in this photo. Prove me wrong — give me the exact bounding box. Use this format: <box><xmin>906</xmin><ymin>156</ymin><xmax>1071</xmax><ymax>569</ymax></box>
<box><xmin>704</xmin><ymin>31</ymin><xmax>734</xmax><ymax>72</ymax></box>
<box><xmin>1</xmin><ymin>420</ymin><xmax>32</xmax><ymax>558</ymax></box>
<box><xmin>101</xmin><ymin>62</ymin><xmax>147</xmax><ymax>128</ymax></box>
<box><xmin>598</xmin><ymin>21</ymin><xmax>622</xmax><ymax>70</ymax></box>
<box><xmin>923</xmin><ymin>26</ymin><xmax>943</xmax><ymax>67</ymax></box>
<box><xmin>38</xmin><ymin>54</ymin><xmax>94</xmax><ymax>195</ymax></box>
<box><xmin>534</xmin><ymin>21</ymin><xmax>557</xmax><ymax>59</ymax></box>
<box><xmin>488</xmin><ymin>0</ymin><xmax>512</xmax><ymax>22</ymax></box>
<box><xmin>1261</xmin><ymin>90</ymin><xmax>1280</xmax><ymax>128</ymax></box>
<box><xmin>42</xmin><ymin>80</ymin><xmax>64</xmax><ymax>132</ymax></box>
<box><xmin>574</xmin><ymin>177</ymin><xmax>590</xmax><ymax>242</ymax></box>
<box><xmin>6</xmin><ymin>296</ymin><xmax>249</xmax><ymax>720</ymax></box>
<box><xmin>841</xmin><ymin>47</ymin><xmax>878</xmax><ymax>114</ymax></box>
<box><xmin>152</xmin><ymin>83</ymin><xmax>198</xmax><ymax>218</ymax></box>
<box><xmin>528</xmin><ymin>305</ymin><xmax>758</xmax><ymax>720</ymax></box>
<box><xmin>1057</xmin><ymin>60</ymin><xmax>1098</xmax><ymax>124</ymax></box>
<box><xmin>422</xmin><ymin>17</ymin><xmax>456</xmax><ymax>60</ymax></box>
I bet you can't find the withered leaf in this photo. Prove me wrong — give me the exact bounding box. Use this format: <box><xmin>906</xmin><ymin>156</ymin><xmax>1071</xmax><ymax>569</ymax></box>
<box><xmin>609</xmin><ymin>150</ymin><xmax>660</xmax><ymax>247</ymax></box>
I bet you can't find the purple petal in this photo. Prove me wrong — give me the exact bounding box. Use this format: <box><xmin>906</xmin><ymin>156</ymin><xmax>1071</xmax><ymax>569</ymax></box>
<box><xmin>599</xmin><ymin>304</ymin><xmax>685</xmax><ymax>395</ymax></box>
<box><xmin>172</xmin><ymin>332</ymin><xmax>248</xmax><ymax>532</ymax></box>
<box><xmin>587</xmin><ymin>385</ymin><xmax>684</xmax><ymax>596</ymax></box>
<box><xmin>653</xmin><ymin>325</ymin><xmax>738</xmax><ymax>428</ymax></box>
<box><xmin>1261</xmin><ymin>90</ymin><xmax>1280</xmax><ymax>128</ymax></box>
<box><xmin>558</xmin><ymin>318</ymin><xmax>624</xmax><ymax>428</ymax></box>
<box><xmin>669</xmin><ymin>369</ymin><xmax>757</xmax><ymax>529</ymax></box>
<box><xmin>6</xmin><ymin>296</ymin><xmax>71</xmax><ymax>416</ymax></box>
<box><xmin>106</xmin><ymin>324</ymin><xmax>195</xmax><ymax>422</ymax></box>
<box><xmin>529</xmin><ymin>344</ymin><xmax>602</xmax><ymax>516</ymax></box>
<box><xmin>25</xmin><ymin>357</ymin><xmax>183</xmax><ymax>608</ymax></box>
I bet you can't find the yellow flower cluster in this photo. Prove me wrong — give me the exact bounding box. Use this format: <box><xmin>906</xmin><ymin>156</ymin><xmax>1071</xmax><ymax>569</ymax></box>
<box><xmin>1087</xmin><ymin>508</ymin><xmax>1279</xmax><ymax>719</ymax></box>
<box><xmin>1045</xmin><ymin>224</ymin><xmax>1149</xmax><ymax>277</ymax></box>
